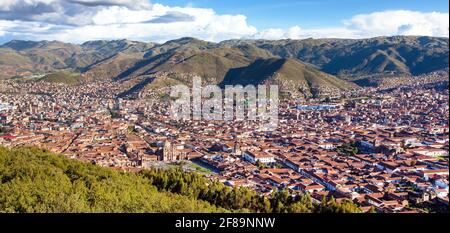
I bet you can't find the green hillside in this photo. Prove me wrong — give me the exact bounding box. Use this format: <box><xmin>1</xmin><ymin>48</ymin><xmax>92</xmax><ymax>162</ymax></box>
<box><xmin>150</xmin><ymin>50</ymin><xmax>256</xmax><ymax>83</ymax></box>
<box><xmin>114</xmin><ymin>43</ymin><xmax>273</xmax><ymax>84</ymax></box>
<box><xmin>38</xmin><ymin>72</ymin><xmax>85</xmax><ymax>85</ymax></box>
<box><xmin>0</xmin><ymin>147</ymin><xmax>224</xmax><ymax>213</ymax></box>
<box><xmin>222</xmin><ymin>58</ymin><xmax>357</xmax><ymax>98</ymax></box>
<box><xmin>83</xmin><ymin>52</ymin><xmax>144</xmax><ymax>81</ymax></box>
<box><xmin>0</xmin><ymin>39</ymin><xmax>155</xmax><ymax>79</ymax></box>
<box><xmin>0</xmin><ymin>48</ymin><xmax>31</xmax><ymax>66</ymax></box>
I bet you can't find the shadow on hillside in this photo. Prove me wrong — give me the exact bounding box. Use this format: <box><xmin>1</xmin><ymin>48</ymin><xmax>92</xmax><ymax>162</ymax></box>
<box><xmin>219</xmin><ymin>58</ymin><xmax>285</xmax><ymax>88</ymax></box>
<box><xmin>117</xmin><ymin>77</ymin><xmax>155</xmax><ymax>98</ymax></box>
<box><xmin>113</xmin><ymin>53</ymin><xmax>170</xmax><ymax>81</ymax></box>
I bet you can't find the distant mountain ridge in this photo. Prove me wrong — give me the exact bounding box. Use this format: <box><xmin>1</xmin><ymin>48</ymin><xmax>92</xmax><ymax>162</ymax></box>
<box><xmin>1</xmin><ymin>36</ymin><xmax>448</xmax><ymax>95</ymax></box>
<box><xmin>222</xmin><ymin>36</ymin><xmax>449</xmax><ymax>78</ymax></box>
<box><xmin>0</xmin><ymin>39</ymin><xmax>156</xmax><ymax>79</ymax></box>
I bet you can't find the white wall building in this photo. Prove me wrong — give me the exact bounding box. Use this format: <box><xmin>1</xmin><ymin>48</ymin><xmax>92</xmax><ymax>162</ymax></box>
<box><xmin>242</xmin><ymin>151</ymin><xmax>275</xmax><ymax>164</ymax></box>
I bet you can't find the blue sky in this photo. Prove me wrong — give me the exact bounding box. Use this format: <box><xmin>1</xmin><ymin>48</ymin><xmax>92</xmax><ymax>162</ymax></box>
<box><xmin>157</xmin><ymin>0</ymin><xmax>449</xmax><ymax>28</ymax></box>
<box><xmin>0</xmin><ymin>0</ymin><xmax>448</xmax><ymax>43</ymax></box>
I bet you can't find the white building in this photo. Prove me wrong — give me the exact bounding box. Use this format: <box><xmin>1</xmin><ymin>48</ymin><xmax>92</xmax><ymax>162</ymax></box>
<box><xmin>242</xmin><ymin>150</ymin><xmax>275</xmax><ymax>164</ymax></box>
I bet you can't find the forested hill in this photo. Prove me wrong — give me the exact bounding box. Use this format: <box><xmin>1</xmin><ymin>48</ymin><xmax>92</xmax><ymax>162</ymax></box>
<box><xmin>0</xmin><ymin>147</ymin><xmax>223</xmax><ymax>213</ymax></box>
<box><xmin>0</xmin><ymin>147</ymin><xmax>362</xmax><ymax>213</ymax></box>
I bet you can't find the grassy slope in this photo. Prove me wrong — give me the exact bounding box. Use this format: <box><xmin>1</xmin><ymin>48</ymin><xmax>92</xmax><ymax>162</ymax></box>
<box><xmin>83</xmin><ymin>52</ymin><xmax>144</xmax><ymax>80</ymax></box>
<box><xmin>0</xmin><ymin>49</ymin><xmax>32</xmax><ymax>66</ymax></box>
<box><xmin>38</xmin><ymin>72</ymin><xmax>85</xmax><ymax>85</ymax></box>
<box><xmin>221</xmin><ymin>58</ymin><xmax>356</xmax><ymax>97</ymax></box>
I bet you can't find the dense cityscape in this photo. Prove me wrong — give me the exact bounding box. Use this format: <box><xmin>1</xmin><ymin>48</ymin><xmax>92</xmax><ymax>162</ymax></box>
<box><xmin>1</xmin><ymin>70</ymin><xmax>448</xmax><ymax>213</ymax></box>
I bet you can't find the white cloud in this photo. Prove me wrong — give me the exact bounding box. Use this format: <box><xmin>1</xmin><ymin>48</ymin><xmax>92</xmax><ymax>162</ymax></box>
<box><xmin>253</xmin><ymin>28</ymin><xmax>288</xmax><ymax>40</ymax></box>
<box><xmin>0</xmin><ymin>3</ymin><xmax>448</xmax><ymax>43</ymax></box>
<box><xmin>344</xmin><ymin>10</ymin><xmax>449</xmax><ymax>38</ymax></box>
<box><xmin>252</xmin><ymin>10</ymin><xmax>449</xmax><ymax>40</ymax></box>
<box><xmin>251</xmin><ymin>26</ymin><xmax>356</xmax><ymax>40</ymax></box>
<box><xmin>0</xmin><ymin>0</ymin><xmax>153</xmax><ymax>26</ymax></box>
<box><xmin>0</xmin><ymin>20</ymin><xmax>13</xmax><ymax>37</ymax></box>
<box><xmin>285</xmin><ymin>26</ymin><xmax>302</xmax><ymax>39</ymax></box>
<box><xmin>0</xmin><ymin>3</ymin><xmax>257</xmax><ymax>43</ymax></box>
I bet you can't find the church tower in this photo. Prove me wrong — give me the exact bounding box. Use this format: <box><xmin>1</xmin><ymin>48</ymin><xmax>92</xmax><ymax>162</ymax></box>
<box><xmin>163</xmin><ymin>141</ymin><xmax>174</xmax><ymax>161</ymax></box>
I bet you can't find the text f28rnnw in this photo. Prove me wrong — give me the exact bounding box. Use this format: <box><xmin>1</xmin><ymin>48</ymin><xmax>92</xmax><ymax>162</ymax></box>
<box><xmin>170</xmin><ymin>76</ymin><xmax>279</xmax><ymax>131</ymax></box>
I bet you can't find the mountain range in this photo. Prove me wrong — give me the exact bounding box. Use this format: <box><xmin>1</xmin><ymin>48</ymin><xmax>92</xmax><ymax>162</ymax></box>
<box><xmin>0</xmin><ymin>36</ymin><xmax>448</xmax><ymax>97</ymax></box>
